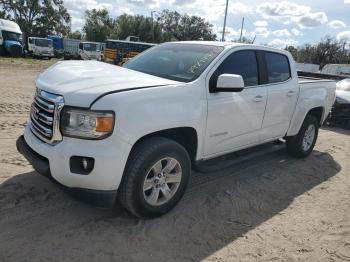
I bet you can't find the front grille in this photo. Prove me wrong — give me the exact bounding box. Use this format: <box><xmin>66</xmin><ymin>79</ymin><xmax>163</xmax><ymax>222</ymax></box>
<box><xmin>30</xmin><ymin>89</ymin><xmax>64</xmax><ymax>144</ymax></box>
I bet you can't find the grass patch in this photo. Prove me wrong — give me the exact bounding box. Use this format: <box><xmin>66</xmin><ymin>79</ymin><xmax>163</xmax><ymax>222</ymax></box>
<box><xmin>0</xmin><ymin>56</ymin><xmax>61</xmax><ymax>70</ymax></box>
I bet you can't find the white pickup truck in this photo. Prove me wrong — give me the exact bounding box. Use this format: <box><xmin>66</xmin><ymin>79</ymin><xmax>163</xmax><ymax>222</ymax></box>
<box><xmin>17</xmin><ymin>42</ymin><xmax>336</xmax><ymax>218</ymax></box>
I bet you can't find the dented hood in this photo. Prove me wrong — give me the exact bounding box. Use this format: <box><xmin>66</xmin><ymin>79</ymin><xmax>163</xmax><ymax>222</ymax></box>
<box><xmin>35</xmin><ymin>60</ymin><xmax>179</xmax><ymax>107</ymax></box>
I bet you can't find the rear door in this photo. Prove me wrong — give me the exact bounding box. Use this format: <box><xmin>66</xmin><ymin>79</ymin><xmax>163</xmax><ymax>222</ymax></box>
<box><xmin>204</xmin><ymin>49</ymin><xmax>267</xmax><ymax>156</ymax></box>
<box><xmin>260</xmin><ymin>51</ymin><xmax>298</xmax><ymax>141</ymax></box>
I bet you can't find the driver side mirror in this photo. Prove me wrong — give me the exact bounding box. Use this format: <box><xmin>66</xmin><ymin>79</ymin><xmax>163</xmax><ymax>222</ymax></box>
<box><xmin>215</xmin><ymin>74</ymin><xmax>245</xmax><ymax>92</ymax></box>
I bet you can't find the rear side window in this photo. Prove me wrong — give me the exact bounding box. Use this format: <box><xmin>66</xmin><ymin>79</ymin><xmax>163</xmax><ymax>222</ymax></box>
<box><xmin>210</xmin><ymin>50</ymin><xmax>259</xmax><ymax>89</ymax></box>
<box><xmin>265</xmin><ymin>52</ymin><xmax>291</xmax><ymax>84</ymax></box>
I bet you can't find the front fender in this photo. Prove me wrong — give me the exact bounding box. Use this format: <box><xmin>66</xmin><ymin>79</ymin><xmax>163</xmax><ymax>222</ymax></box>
<box><xmin>90</xmin><ymin>83</ymin><xmax>206</xmax><ymax>160</ymax></box>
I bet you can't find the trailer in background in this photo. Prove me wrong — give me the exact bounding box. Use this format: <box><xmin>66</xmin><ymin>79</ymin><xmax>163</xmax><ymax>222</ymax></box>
<box><xmin>321</xmin><ymin>64</ymin><xmax>350</xmax><ymax>76</ymax></box>
<box><xmin>296</xmin><ymin>63</ymin><xmax>319</xmax><ymax>73</ymax></box>
<box><xmin>48</xmin><ymin>35</ymin><xmax>64</xmax><ymax>56</ymax></box>
<box><xmin>63</xmin><ymin>39</ymin><xmax>104</xmax><ymax>61</ymax></box>
<box><xmin>63</xmin><ymin>38</ymin><xmax>80</xmax><ymax>59</ymax></box>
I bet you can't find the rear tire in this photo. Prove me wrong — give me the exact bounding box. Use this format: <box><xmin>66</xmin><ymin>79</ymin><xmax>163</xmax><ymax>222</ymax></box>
<box><xmin>286</xmin><ymin>115</ymin><xmax>319</xmax><ymax>158</ymax></box>
<box><xmin>118</xmin><ymin>137</ymin><xmax>191</xmax><ymax>218</ymax></box>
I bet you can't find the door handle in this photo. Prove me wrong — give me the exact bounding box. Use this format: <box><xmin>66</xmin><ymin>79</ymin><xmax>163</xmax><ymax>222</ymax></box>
<box><xmin>287</xmin><ymin>91</ymin><xmax>295</xmax><ymax>97</ymax></box>
<box><xmin>253</xmin><ymin>95</ymin><xmax>264</xmax><ymax>102</ymax></box>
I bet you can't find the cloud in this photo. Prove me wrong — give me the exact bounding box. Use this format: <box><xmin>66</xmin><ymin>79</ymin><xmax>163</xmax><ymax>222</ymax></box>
<box><xmin>291</xmin><ymin>28</ymin><xmax>303</xmax><ymax>36</ymax></box>
<box><xmin>256</xmin><ymin>1</ymin><xmax>327</xmax><ymax>29</ymax></box>
<box><xmin>256</xmin><ymin>1</ymin><xmax>310</xmax><ymax>18</ymax></box>
<box><xmin>64</xmin><ymin>0</ymin><xmax>114</xmax><ymax>29</ymax></box>
<box><xmin>172</xmin><ymin>0</ymin><xmax>193</xmax><ymax>6</ymax></box>
<box><xmin>65</xmin><ymin>0</ymin><xmax>113</xmax><ymax>12</ymax></box>
<box><xmin>228</xmin><ymin>2</ymin><xmax>253</xmax><ymax>14</ymax></box>
<box><xmin>293</xmin><ymin>12</ymin><xmax>328</xmax><ymax>28</ymax></box>
<box><xmin>337</xmin><ymin>31</ymin><xmax>350</xmax><ymax>42</ymax></box>
<box><xmin>345</xmin><ymin>0</ymin><xmax>350</xmax><ymax>3</ymax></box>
<box><xmin>254</xmin><ymin>27</ymin><xmax>270</xmax><ymax>38</ymax></box>
<box><xmin>118</xmin><ymin>7</ymin><xmax>134</xmax><ymax>15</ymax></box>
<box><xmin>272</xmin><ymin>29</ymin><xmax>291</xmax><ymax>37</ymax></box>
<box><xmin>328</xmin><ymin>20</ymin><xmax>346</xmax><ymax>29</ymax></box>
<box><xmin>268</xmin><ymin>38</ymin><xmax>298</xmax><ymax>48</ymax></box>
<box><xmin>253</xmin><ymin>20</ymin><xmax>268</xmax><ymax>27</ymax></box>
<box><xmin>191</xmin><ymin>1</ymin><xmax>252</xmax><ymax>22</ymax></box>
<box><xmin>125</xmin><ymin>0</ymin><xmax>161</xmax><ymax>7</ymax></box>
<box><xmin>70</xmin><ymin>16</ymin><xmax>85</xmax><ymax>30</ymax></box>
<box><xmin>213</xmin><ymin>25</ymin><xmax>240</xmax><ymax>41</ymax></box>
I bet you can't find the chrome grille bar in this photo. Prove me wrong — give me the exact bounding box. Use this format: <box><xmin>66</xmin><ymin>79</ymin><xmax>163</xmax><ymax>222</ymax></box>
<box><xmin>34</xmin><ymin>96</ymin><xmax>54</xmax><ymax>113</ymax></box>
<box><xmin>29</xmin><ymin>88</ymin><xmax>64</xmax><ymax>144</ymax></box>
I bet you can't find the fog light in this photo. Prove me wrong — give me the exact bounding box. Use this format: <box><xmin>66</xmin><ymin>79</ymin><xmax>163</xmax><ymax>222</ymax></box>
<box><xmin>70</xmin><ymin>156</ymin><xmax>94</xmax><ymax>175</ymax></box>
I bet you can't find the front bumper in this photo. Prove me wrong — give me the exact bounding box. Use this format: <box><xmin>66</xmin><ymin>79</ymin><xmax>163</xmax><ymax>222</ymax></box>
<box><xmin>17</xmin><ymin>124</ymin><xmax>132</xmax><ymax>202</ymax></box>
<box><xmin>16</xmin><ymin>135</ymin><xmax>121</xmax><ymax>207</ymax></box>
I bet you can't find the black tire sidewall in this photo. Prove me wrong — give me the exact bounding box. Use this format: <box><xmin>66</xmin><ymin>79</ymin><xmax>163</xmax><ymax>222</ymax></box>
<box><xmin>288</xmin><ymin>115</ymin><xmax>319</xmax><ymax>157</ymax></box>
<box><xmin>121</xmin><ymin>138</ymin><xmax>191</xmax><ymax>217</ymax></box>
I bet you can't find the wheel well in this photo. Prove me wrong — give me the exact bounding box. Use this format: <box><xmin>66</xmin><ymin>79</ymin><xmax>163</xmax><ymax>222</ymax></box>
<box><xmin>133</xmin><ymin>127</ymin><xmax>198</xmax><ymax>162</ymax></box>
<box><xmin>307</xmin><ymin>107</ymin><xmax>324</xmax><ymax>126</ymax></box>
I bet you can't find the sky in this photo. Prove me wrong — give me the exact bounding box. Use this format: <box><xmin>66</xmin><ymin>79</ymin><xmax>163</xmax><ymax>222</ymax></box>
<box><xmin>64</xmin><ymin>0</ymin><xmax>350</xmax><ymax>48</ymax></box>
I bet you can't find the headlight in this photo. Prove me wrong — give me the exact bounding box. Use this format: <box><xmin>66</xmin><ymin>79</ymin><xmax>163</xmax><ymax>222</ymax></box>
<box><xmin>61</xmin><ymin>107</ymin><xmax>114</xmax><ymax>139</ymax></box>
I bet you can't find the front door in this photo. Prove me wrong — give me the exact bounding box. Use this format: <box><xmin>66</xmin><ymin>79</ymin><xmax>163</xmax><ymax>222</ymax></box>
<box><xmin>204</xmin><ymin>50</ymin><xmax>267</xmax><ymax>157</ymax></box>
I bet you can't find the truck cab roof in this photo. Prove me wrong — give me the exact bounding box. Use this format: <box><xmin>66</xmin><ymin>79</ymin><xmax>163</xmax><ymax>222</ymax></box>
<box><xmin>165</xmin><ymin>41</ymin><xmax>292</xmax><ymax>55</ymax></box>
<box><xmin>0</xmin><ymin>19</ymin><xmax>22</xmax><ymax>34</ymax></box>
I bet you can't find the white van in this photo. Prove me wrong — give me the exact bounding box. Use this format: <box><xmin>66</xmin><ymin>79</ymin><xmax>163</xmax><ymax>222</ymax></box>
<box><xmin>28</xmin><ymin>37</ymin><xmax>54</xmax><ymax>59</ymax></box>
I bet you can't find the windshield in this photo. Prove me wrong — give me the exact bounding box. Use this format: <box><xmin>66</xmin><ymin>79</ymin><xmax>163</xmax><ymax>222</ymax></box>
<box><xmin>34</xmin><ymin>39</ymin><xmax>52</xmax><ymax>47</ymax></box>
<box><xmin>2</xmin><ymin>30</ymin><xmax>22</xmax><ymax>42</ymax></box>
<box><xmin>84</xmin><ymin>43</ymin><xmax>98</xmax><ymax>51</ymax></box>
<box><xmin>123</xmin><ymin>43</ymin><xmax>224</xmax><ymax>82</ymax></box>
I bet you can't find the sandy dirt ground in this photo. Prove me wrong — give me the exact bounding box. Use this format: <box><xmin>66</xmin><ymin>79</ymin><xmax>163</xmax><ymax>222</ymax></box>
<box><xmin>0</xmin><ymin>58</ymin><xmax>350</xmax><ymax>262</ymax></box>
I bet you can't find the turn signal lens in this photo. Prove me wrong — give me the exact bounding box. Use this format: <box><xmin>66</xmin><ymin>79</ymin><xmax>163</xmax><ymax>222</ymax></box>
<box><xmin>61</xmin><ymin>108</ymin><xmax>115</xmax><ymax>139</ymax></box>
<box><xmin>96</xmin><ymin>117</ymin><xmax>114</xmax><ymax>132</ymax></box>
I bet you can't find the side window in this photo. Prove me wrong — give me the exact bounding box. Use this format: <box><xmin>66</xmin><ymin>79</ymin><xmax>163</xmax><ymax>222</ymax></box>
<box><xmin>79</xmin><ymin>43</ymin><xmax>83</xmax><ymax>50</ymax></box>
<box><xmin>210</xmin><ymin>50</ymin><xmax>259</xmax><ymax>90</ymax></box>
<box><xmin>265</xmin><ymin>52</ymin><xmax>291</xmax><ymax>84</ymax></box>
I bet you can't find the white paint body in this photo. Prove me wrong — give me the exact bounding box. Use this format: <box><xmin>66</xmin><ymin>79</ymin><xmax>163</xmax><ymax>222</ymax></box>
<box><xmin>23</xmin><ymin>42</ymin><xmax>336</xmax><ymax>192</ymax></box>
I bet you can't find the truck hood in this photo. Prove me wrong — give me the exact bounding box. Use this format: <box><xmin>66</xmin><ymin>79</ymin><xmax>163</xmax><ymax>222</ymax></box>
<box><xmin>36</xmin><ymin>60</ymin><xmax>180</xmax><ymax>107</ymax></box>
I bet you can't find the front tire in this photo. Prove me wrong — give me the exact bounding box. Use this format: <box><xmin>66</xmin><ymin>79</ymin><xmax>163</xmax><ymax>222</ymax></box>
<box><xmin>286</xmin><ymin>115</ymin><xmax>319</xmax><ymax>158</ymax></box>
<box><xmin>118</xmin><ymin>137</ymin><xmax>191</xmax><ymax>218</ymax></box>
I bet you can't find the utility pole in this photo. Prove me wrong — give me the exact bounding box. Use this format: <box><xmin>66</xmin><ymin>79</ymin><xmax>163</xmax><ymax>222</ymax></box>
<box><xmin>239</xmin><ymin>17</ymin><xmax>245</xmax><ymax>42</ymax></box>
<box><xmin>221</xmin><ymin>0</ymin><xmax>229</xmax><ymax>41</ymax></box>
<box><xmin>151</xmin><ymin>11</ymin><xmax>156</xmax><ymax>43</ymax></box>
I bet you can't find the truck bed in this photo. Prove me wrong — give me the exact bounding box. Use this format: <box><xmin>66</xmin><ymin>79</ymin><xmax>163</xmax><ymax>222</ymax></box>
<box><xmin>298</xmin><ymin>71</ymin><xmax>348</xmax><ymax>81</ymax></box>
<box><xmin>298</xmin><ymin>76</ymin><xmax>335</xmax><ymax>84</ymax></box>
